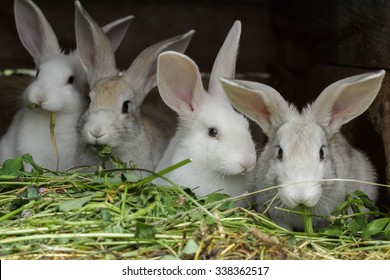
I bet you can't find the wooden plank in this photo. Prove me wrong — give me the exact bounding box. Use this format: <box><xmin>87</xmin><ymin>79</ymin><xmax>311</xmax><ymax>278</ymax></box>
<box><xmin>270</xmin><ymin>0</ymin><xmax>390</xmax><ymax>69</ymax></box>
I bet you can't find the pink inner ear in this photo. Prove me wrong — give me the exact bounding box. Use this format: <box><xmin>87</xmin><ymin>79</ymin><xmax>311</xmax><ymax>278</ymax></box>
<box><xmin>23</xmin><ymin>31</ymin><xmax>42</xmax><ymax>58</ymax></box>
<box><xmin>172</xmin><ymin>88</ymin><xmax>195</xmax><ymax>113</ymax></box>
<box><xmin>246</xmin><ymin>92</ymin><xmax>272</xmax><ymax>125</ymax></box>
<box><xmin>164</xmin><ymin>66</ymin><xmax>197</xmax><ymax>113</ymax></box>
<box><xmin>182</xmin><ymin>90</ymin><xmax>194</xmax><ymax>111</ymax></box>
<box><xmin>330</xmin><ymin>92</ymin><xmax>352</xmax><ymax>124</ymax></box>
<box><xmin>258</xmin><ymin>102</ymin><xmax>271</xmax><ymax>122</ymax></box>
<box><xmin>87</xmin><ymin>49</ymin><xmax>96</xmax><ymax>69</ymax></box>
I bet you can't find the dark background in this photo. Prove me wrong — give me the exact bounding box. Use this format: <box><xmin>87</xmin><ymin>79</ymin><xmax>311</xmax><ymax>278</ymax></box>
<box><xmin>0</xmin><ymin>0</ymin><xmax>276</xmax><ymax>72</ymax></box>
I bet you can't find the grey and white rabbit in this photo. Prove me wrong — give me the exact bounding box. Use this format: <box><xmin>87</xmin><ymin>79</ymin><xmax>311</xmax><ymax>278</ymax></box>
<box><xmin>75</xmin><ymin>0</ymin><xmax>194</xmax><ymax>171</ymax></box>
<box><xmin>220</xmin><ymin>70</ymin><xmax>385</xmax><ymax>230</ymax></box>
<box><xmin>0</xmin><ymin>0</ymin><xmax>132</xmax><ymax>171</ymax></box>
<box><xmin>155</xmin><ymin>21</ymin><xmax>257</xmax><ymax>202</ymax></box>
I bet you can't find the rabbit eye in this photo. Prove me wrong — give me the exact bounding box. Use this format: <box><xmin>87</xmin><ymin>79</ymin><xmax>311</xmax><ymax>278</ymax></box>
<box><xmin>67</xmin><ymin>75</ymin><xmax>74</xmax><ymax>84</ymax></box>
<box><xmin>277</xmin><ymin>146</ymin><xmax>283</xmax><ymax>161</ymax></box>
<box><xmin>319</xmin><ymin>147</ymin><xmax>325</xmax><ymax>161</ymax></box>
<box><xmin>122</xmin><ymin>100</ymin><xmax>131</xmax><ymax>114</ymax></box>
<box><xmin>86</xmin><ymin>96</ymin><xmax>91</xmax><ymax>108</ymax></box>
<box><xmin>208</xmin><ymin>127</ymin><xmax>218</xmax><ymax>138</ymax></box>
<box><xmin>35</xmin><ymin>69</ymin><xmax>40</xmax><ymax>78</ymax></box>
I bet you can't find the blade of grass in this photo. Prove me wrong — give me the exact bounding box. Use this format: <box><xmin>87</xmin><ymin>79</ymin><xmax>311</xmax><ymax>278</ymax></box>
<box><xmin>300</xmin><ymin>205</ymin><xmax>314</xmax><ymax>234</ymax></box>
<box><xmin>134</xmin><ymin>158</ymin><xmax>192</xmax><ymax>187</ymax></box>
<box><xmin>49</xmin><ymin>112</ymin><xmax>59</xmax><ymax>171</ymax></box>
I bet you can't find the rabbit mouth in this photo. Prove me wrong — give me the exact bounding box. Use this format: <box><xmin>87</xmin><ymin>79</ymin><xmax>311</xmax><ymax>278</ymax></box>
<box><xmin>83</xmin><ymin>126</ymin><xmax>117</xmax><ymax>146</ymax></box>
<box><xmin>27</xmin><ymin>102</ymin><xmax>52</xmax><ymax>113</ymax></box>
<box><xmin>213</xmin><ymin>169</ymin><xmax>249</xmax><ymax>179</ymax></box>
<box><xmin>217</xmin><ymin>165</ymin><xmax>253</xmax><ymax>177</ymax></box>
<box><xmin>27</xmin><ymin>103</ymin><xmax>40</xmax><ymax>110</ymax></box>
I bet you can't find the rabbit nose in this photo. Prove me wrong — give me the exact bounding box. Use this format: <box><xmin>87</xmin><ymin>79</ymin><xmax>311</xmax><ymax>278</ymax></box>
<box><xmin>283</xmin><ymin>183</ymin><xmax>321</xmax><ymax>208</ymax></box>
<box><xmin>239</xmin><ymin>162</ymin><xmax>255</xmax><ymax>175</ymax></box>
<box><xmin>30</xmin><ymin>93</ymin><xmax>47</xmax><ymax>107</ymax></box>
<box><xmin>239</xmin><ymin>164</ymin><xmax>248</xmax><ymax>175</ymax></box>
<box><xmin>88</xmin><ymin>127</ymin><xmax>107</xmax><ymax>140</ymax></box>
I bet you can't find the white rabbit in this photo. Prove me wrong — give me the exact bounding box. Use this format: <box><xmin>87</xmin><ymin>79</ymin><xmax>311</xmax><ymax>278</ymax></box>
<box><xmin>0</xmin><ymin>0</ymin><xmax>132</xmax><ymax>171</ymax></box>
<box><xmin>220</xmin><ymin>70</ymin><xmax>385</xmax><ymax>230</ymax></box>
<box><xmin>155</xmin><ymin>21</ymin><xmax>257</xmax><ymax>203</ymax></box>
<box><xmin>75</xmin><ymin>0</ymin><xmax>194</xmax><ymax>171</ymax></box>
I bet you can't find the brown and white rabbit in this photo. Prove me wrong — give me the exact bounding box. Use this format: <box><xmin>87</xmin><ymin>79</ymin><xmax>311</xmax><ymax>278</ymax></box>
<box><xmin>0</xmin><ymin>0</ymin><xmax>132</xmax><ymax>171</ymax></box>
<box><xmin>155</xmin><ymin>21</ymin><xmax>257</xmax><ymax>203</ymax></box>
<box><xmin>75</xmin><ymin>0</ymin><xmax>194</xmax><ymax>171</ymax></box>
<box><xmin>220</xmin><ymin>70</ymin><xmax>385</xmax><ymax>230</ymax></box>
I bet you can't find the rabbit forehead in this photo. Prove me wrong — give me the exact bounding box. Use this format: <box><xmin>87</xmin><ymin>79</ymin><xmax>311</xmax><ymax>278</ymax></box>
<box><xmin>276</xmin><ymin>120</ymin><xmax>326</xmax><ymax>155</ymax></box>
<box><xmin>90</xmin><ymin>77</ymin><xmax>133</xmax><ymax>109</ymax></box>
<box><xmin>38</xmin><ymin>54</ymin><xmax>77</xmax><ymax>78</ymax></box>
<box><xmin>195</xmin><ymin>95</ymin><xmax>250</xmax><ymax>131</ymax></box>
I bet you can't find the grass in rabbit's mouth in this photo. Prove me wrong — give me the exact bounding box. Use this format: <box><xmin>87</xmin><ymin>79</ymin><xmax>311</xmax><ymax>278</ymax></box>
<box><xmin>27</xmin><ymin>103</ymin><xmax>39</xmax><ymax>110</ymax></box>
<box><xmin>49</xmin><ymin>112</ymin><xmax>59</xmax><ymax>171</ymax></box>
<box><xmin>0</xmin><ymin>157</ymin><xmax>389</xmax><ymax>260</ymax></box>
<box><xmin>300</xmin><ymin>205</ymin><xmax>314</xmax><ymax>235</ymax></box>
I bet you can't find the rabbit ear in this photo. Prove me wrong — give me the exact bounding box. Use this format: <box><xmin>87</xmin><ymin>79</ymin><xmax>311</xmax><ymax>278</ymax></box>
<box><xmin>312</xmin><ymin>70</ymin><xmax>385</xmax><ymax>134</ymax></box>
<box><xmin>101</xmin><ymin>15</ymin><xmax>134</xmax><ymax>52</ymax></box>
<box><xmin>75</xmin><ymin>0</ymin><xmax>117</xmax><ymax>86</ymax></box>
<box><xmin>14</xmin><ymin>0</ymin><xmax>60</xmax><ymax>65</ymax></box>
<box><xmin>123</xmin><ymin>30</ymin><xmax>195</xmax><ymax>106</ymax></box>
<box><xmin>220</xmin><ymin>78</ymin><xmax>288</xmax><ymax>135</ymax></box>
<box><xmin>208</xmin><ymin>21</ymin><xmax>241</xmax><ymax>97</ymax></box>
<box><xmin>157</xmin><ymin>51</ymin><xmax>205</xmax><ymax>117</ymax></box>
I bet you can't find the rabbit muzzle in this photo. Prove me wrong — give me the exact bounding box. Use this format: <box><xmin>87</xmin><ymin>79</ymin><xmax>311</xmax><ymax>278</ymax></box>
<box><xmin>81</xmin><ymin>110</ymin><xmax>118</xmax><ymax>146</ymax></box>
<box><xmin>239</xmin><ymin>161</ymin><xmax>256</xmax><ymax>175</ymax></box>
<box><xmin>280</xmin><ymin>181</ymin><xmax>322</xmax><ymax>208</ymax></box>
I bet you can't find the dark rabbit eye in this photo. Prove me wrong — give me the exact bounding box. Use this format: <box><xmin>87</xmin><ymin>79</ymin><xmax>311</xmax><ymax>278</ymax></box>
<box><xmin>122</xmin><ymin>100</ymin><xmax>131</xmax><ymax>114</ymax></box>
<box><xmin>86</xmin><ymin>96</ymin><xmax>91</xmax><ymax>107</ymax></box>
<box><xmin>277</xmin><ymin>146</ymin><xmax>283</xmax><ymax>161</ymax></box>
<box><xmin>35</xmin><ymin>69</ymin><xmax>40</xmax><ymax>78</ymax></box>
<box><xmin>319</xmin><ymin>147</ymin><xmax>325</xmax><ymax>161</ymax></box>
<box><xmin>208</xmin><ymin>127</ymin><xmax>218</xmax><ymax>138</ymax></box>
<box><xmin>67</xmin><ymin>75</ymin><xmax>74</xmax><ymax>84</ymax></box>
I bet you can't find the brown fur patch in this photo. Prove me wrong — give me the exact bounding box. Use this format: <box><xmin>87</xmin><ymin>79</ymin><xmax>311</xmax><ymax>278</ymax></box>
<box><xmin>91</xmin><ymin>77</ymin><xmax>131</xmax><ymax>109</ymax></box>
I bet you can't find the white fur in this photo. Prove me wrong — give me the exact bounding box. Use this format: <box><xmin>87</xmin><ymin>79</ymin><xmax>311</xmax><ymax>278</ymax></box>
<box><xmin>75</xmin><ymin>1</ymin><xmax>194</xmax><ymax>170</ymax></box>
<box><xmin>156</xmin><ymin>21</ymin><xmax>257</xmax><ymax>202</ymax></box>
<box><xmin>220</xmin><ymin>70</ymin><xmax>385</xmax><ymax>230</ymax></box>
<box><xmin>0</xmin><ymin>54</ymin><xmax>86</xmax><ymax>170</ymax></box>
<box><xmin>0</xmin><ymin>0</ymin><xmax>86</xmax><ymax>170</ymax></box>
<box><xmin>0</xmin><ymin>0</ymin><xmax>132</xmax><ymax>171</ymax></box>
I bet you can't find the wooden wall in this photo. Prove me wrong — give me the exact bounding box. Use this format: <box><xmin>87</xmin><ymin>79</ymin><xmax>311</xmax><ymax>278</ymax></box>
<box><xmin>0</xmin><ymin>0</ymin><xmax>276</xmax><ymax>72</ymax></box>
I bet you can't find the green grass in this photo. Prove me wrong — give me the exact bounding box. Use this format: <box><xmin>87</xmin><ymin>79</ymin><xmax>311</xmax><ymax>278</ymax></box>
<box><xmin>0</xmin><ymin>155</ymin><xmax>390</xmax><ymax>260</ymax></box>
